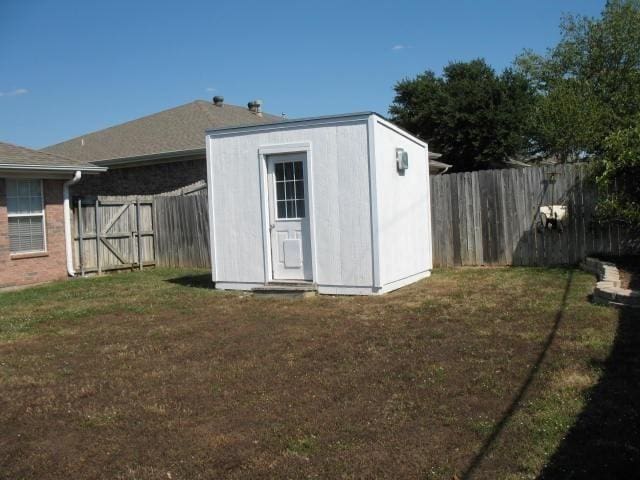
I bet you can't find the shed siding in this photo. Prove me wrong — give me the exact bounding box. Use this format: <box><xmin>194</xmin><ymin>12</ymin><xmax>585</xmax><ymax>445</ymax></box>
<box><xmin>373</xmin><ymin>119</ymin><xmax>432</xmax><ymax>287</ymax></box>
<box><xmin>209</xmin><ymin>121</ymin><xmax>373</xmax><ymax>288</ymax></box>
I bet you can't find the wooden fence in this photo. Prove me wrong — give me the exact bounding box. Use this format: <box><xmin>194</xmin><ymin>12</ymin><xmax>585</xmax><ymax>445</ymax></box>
<box><xmin>430</xmin><ymin>163</ymin><xmax>632</xmax><ymax>267</ymax></box>
<box><xmin>73</xmin><ymin>193</ymin><xmax>211</xmax><ymax>272</ymax></box>
<box><xmin>153</xmin><ymin>194</ymin><xmax>210</xmax><ymax>268</ymax></box>
<box><xmin>73</xmin><ymin>164</ymin><xmax>633</xmax><ymax>274</ymax></box>
<box><xmin>73</xmin><ymin>197</ymin><xmax>155</xmax><ymax>273</ymax></box>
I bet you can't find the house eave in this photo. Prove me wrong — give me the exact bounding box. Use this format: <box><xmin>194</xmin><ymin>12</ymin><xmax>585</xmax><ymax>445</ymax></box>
<box><xmin>93</xmin><ymin>148</ymin><xmax>206</xmax><ymax>168</ymax></box>
<box><xmin>0</xmin><ymin>164</ymin><xmax>106</xmax><ymax>176</ymax></box>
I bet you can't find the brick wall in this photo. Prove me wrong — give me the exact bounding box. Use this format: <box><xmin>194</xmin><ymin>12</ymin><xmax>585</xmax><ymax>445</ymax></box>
<box><xmin>0</xmin><ymin>178</ymin><xmax>68</xmax><ymax>288</ymax></box>
<box><xmin>71</xmin><ymin>158</ymin><xmax>207</xmax><ymax>196</ymax></box>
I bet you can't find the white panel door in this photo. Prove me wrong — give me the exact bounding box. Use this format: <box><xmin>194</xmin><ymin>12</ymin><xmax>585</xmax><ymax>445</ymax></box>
<box><xmin>267</xmin><ymin>153</ymin><xmax>312</xmax><ymax>281</ymax></box>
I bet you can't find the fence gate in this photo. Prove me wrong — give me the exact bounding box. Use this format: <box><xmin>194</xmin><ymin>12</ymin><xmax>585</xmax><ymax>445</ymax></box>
<box><xmin>73</xmin><ymin>197</ymin><xmax>156</xmax><ymax>274</ymax></box>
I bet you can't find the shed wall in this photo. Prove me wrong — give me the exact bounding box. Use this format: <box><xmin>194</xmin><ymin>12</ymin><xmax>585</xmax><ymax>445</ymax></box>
<box><xmin>373</xmin><ymin>119</ymin><xmax>432</xmax><ymax>288</ymax></box>
<box><xmin>208</xmin><ymin>120</ymin><xmax>373</xmax><ymax>288</ymax></box>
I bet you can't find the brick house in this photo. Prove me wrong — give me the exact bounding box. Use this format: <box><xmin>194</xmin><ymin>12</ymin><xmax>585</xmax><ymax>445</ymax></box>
<box><xmin>0</xmin><ymin>142</ymin><xmax>105</xmax><ymax>288</ymax></box>
<box><xmin>42</xmin><ymin>98</ymin><xmax>283</xmax><ymax>197</ymax></box>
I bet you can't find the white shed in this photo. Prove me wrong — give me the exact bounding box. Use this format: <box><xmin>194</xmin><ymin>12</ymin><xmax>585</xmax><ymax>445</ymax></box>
<box><xmin>205</xmin><ymin>112</ymin><xmax>433</xmax><ymax>295</ymax></box>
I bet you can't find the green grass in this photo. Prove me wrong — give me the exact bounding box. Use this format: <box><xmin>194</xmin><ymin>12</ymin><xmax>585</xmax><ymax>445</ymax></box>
<box><xmin>0</xmin><ymin>266</ymin><xmax>630</xmax><ymax>479</ymax></box>
<box><xmin>0</xmin><ymin>268</ymin><xmax>219</xmax><ymax>341</ymax></box>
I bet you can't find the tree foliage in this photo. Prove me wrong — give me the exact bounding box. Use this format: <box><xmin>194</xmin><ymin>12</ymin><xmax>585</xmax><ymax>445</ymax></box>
<box><xmin>517</xmin><ymin>0</ymin><xmax>640</xmax><ymax>160</ymax></box>
<box><xmin>389</xmin><ymin>59</ymin><xmax>535</xmax><ymax>171</ymax></box>
<box><xmin>592</xmin><ymin>121</ymin><xmax>640</xmax><ymax>232</ymax></box>
<box><xmin>517</xmin><ymin>0</ymin><xmax>640</xmax><ymax>231</ymax></box>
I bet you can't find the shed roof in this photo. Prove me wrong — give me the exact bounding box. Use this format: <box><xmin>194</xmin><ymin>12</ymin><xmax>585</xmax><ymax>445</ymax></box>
<box><xmin>42</xmin><ymin>100</ymin><xmax>283</xmax><ymax>164</ymax></box>
<box><xmin>205</xmin><ymin>111</ymin><xmax>428</xmax><ymax>148</ymax></box>
<box><xmin>0</xmin><ymin>141</ymin><xmax>104</xmax><ymax>173</ymax></box>
<box><xmin>205</xmin><ymin>111</ymin><xmax>377</xmax><ymax>134</ymax></box>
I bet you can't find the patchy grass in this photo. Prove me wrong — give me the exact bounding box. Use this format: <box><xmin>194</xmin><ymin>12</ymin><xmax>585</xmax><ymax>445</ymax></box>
<box><xmin>285</xmin><ymin>435</ymin><xmax>318</xmax><ymax>457</ymax></box>
<box><xmin>0</xmin><ymin>267</ymin><xmax>635</xmax><ymax>479</ymax></box>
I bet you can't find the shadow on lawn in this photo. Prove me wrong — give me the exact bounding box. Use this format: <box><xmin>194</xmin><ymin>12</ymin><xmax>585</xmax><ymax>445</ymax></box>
<box><xmin>537</xmin><ymin>305</ymin><xmax>640</xmax><ymax>479</ymax></box>
<box><xmin>461</xmin><ymin>270</ymin><xmax>574</xmax><ymax>479</ymax></box>
<box><xmin>166</xmin><ymin>273</ymin><xmax>214</xmax><ymax>289</ymax></box>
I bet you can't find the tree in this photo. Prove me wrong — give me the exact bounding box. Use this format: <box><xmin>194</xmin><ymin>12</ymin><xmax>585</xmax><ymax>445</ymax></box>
<box><xmin>517</xmin><ymin>0</ymin><xmax>640</xmax><ymax>159</ymax></box>
<box><xmin>529</xmin><ymin>79</ymin><xmax>604</xmax><ymax>162</ymax></box>
<box><xmin>592</xmin><ymin>121</ymin><xmax>640</xmax><ymax>233</ymax></box>
<box><xmin>389</xmin><ymin>59</ymin><xmax>535</xmax><ymax>171</ymax></box>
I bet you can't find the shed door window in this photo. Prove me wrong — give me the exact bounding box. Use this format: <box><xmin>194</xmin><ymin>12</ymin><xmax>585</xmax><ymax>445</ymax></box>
<box><xmin>275</xmin><ymin>161</ymin><xmax>305</xmax><ymax>219</ymax></box>
<box><xmin>6</xmin><ymin>179</ymin><xmax>46</xmax><ymax>254</ymax></box>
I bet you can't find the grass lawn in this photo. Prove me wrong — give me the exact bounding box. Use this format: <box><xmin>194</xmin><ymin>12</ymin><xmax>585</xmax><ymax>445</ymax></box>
<box><xmin>0</xmin><ymin>267</ymin><xmax>638</xmax><ymax>479</ymax></box>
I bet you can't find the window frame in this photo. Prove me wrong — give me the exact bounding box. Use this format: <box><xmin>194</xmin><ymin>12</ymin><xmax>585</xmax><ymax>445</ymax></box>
<box><xmin>273</xmin><ymin>159</ymin><xmax>306</xmax><ymax>220</ymax></box>
<box><xmin>5</xmin><ymin>178</ymin><xmax>47</xmax><ymax>255</ymax></box>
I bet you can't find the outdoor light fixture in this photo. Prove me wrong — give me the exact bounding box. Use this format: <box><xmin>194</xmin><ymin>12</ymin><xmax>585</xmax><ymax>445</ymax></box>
<box><xmin>396</xmin><ymin>148</ymin><xmax>409</xmax><ymax>172</ymax></box>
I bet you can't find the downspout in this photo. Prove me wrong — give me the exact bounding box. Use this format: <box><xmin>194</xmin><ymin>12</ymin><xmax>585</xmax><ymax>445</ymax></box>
<box><xmin>63</xmin><ymin>171</ymin><xmax>82</xmax><ymax>276</ymax></box>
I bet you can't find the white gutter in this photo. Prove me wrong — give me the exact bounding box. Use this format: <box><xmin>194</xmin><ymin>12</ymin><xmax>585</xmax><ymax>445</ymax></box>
<box><xmin>0</xmin><ymin>164</ymin><xmax>106</xmax><ymax>172</ymax></box>
<box><xmin>92</xmin><ymin>148</ymin><xmax>205</xmax><ymax>167</ymax></box>
<box><xmin>63</xmin><ymin>171</ymin><xmax>82</xmax><ymax>277</ymax></box>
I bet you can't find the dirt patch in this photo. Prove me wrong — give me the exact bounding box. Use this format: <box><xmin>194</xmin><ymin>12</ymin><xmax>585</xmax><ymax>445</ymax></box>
<box><xmin>0</xmin><ymin>267</ymin><xmax>628</xmax><ymax>479</ymax></box>
<box><xmin>618</xmin><ymin>258</ymin><xmax>640</xmax><ymax>290</ymax></box>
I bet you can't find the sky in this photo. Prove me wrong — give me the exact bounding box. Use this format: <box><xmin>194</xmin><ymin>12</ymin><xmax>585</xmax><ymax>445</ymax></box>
<box><xmin>0</xmin><ymin>0</ymin><xmax>606</xmax><ymax>149</ymax></box>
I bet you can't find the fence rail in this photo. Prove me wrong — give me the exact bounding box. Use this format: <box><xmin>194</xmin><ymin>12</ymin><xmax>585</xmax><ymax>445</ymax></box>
<box><xmin>430</xmin><ymin>164</ymin><xmax>631</xmax><ymax>267</ymax></box>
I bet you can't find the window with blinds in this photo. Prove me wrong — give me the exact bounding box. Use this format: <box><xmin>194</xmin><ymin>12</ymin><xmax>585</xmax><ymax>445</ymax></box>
<box><xmin>6</xmin><ymin>179</ymin><xmax>46</xmax><ymax>254</ymax></box>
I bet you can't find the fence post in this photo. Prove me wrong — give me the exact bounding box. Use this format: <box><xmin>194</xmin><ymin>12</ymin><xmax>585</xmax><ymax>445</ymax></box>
<box><xmin>152</xmin><ymin>198</ymin><xmax>157</xmax><ymax>268</ymax></box>
<box><xmin>136</xmin><ymin>198</ymin><xmax>143</xmax><ymax>270</ymax></box>
<box><xmin>95</xmin><ymin>198</ymin><xmax>101</xmax><ymax>275</ymax></box>
<box><xmin>78</xmin><ymin>198</ymin><xmax>85</xmax><ymax>276</ymax></box>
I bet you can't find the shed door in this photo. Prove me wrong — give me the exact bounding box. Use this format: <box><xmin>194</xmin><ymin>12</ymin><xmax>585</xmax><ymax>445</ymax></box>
<box><xmin>267</xmin><ymin>153</ymin><xmax>312</xmax><ymax>281</ymax></box>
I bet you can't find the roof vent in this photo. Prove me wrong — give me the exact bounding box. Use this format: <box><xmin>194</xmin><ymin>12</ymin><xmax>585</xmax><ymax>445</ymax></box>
<box><xmin>213</xmin><ymin>96</ymin><xmax>224</xmax><ymax>106</ymax></box>
<box><xmin>248</xmin><ymin>99</ymin><xmax>263</xmax><ymax>117</ymax></box>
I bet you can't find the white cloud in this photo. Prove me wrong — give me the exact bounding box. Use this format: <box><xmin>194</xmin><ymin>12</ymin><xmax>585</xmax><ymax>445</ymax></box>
<box><xmin>0</xmin><ymin>88</ymin><xmax>28</xmax><ymax>97</ymax></box>
<box><xmin>391</xmin><ymin>44</ymin><xmax>409</xmax><ymax>51</ymax></box>
<box><xmin>205</xmin><ymin>87</ymin><xmax>216</xmax><ymax>92</ymax></box>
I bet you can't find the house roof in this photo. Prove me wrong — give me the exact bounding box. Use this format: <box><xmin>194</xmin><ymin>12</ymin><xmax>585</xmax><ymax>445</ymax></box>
<box><xmin>428</xmin><ymin>158</ymin><xmax>452</xmax><ymax>172</ymax></box>
<box><xmin>0</xmin><ymin>141</ymin><xmax>105</xmax><ymax>173</ymax></box>
<box><xmin>42</xmin><ymin>100</ymin><xmax>283</xmax><ymax>164</ymax></box>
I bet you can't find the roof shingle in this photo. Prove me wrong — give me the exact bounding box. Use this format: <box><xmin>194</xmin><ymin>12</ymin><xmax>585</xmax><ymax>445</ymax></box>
<box><xmin>42</xmin><ymin>100</ymin><xmax>282</xmax><ymax>163</ymax></box>
<box><xmin>0</xmin><ymin>141</ymin><xmax>99</xmax><ymax>170</ymax></box>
